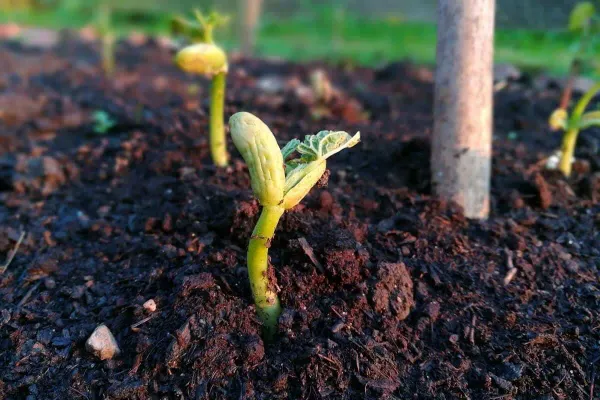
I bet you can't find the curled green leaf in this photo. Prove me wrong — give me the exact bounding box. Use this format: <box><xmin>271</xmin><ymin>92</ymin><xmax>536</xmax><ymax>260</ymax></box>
<box><xmin>281</xmin><ymin>139</ymin><xmax>300</xmax><ymax>160</ymax></box>
<box><xmin>577</xmin><ymin>110</ymin><xmax>600</xmax><ymax>129</ymax></box>
<box><xmin>281</xmin><ymin>130</ymin><xmax>360</xmax><ymax>209</ymax></box>
<box><xmin>283</xmin><ymin>160</ymin><xmax>326</xmax><ymax>210</ymax></box>
<box><xmin>296</xmin><ymin>130</ymin><xmax>361</xmax><ymax>161</ymax></box>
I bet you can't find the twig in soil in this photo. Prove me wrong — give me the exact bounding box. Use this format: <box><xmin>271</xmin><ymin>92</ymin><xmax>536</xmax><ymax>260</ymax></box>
<box><xmin>70</xmin><ymin>387</ymin><xmax>91</xmax><ymax>400</ymax></box>
<box><xmin>469</xmin><ymin>315</ymin><xmax>477</xmax><ymax>345</ymax></box>
<box><xmin>17</xmin><ymin>281</ymin><xmax>40</xmax><ymax>308</ymax></box>
<box><xmin>316</xmin><ymin>353</ymin><xmax>342</xmax><ymax>372</ymax></box>
<box><xmin>559</xmin><ymin>342</ymin><xmax>587</xmax><ymax>384</ymax></box>
<box><xmin>503</xmin><ymin>248</ymin><xmax>518</xmax><ymax>286</ymax></box>
<box><xmin>298</xmin><ymin>237</ymin><xmax>324</xmax><ymax>273</ymax></box>
<box><xmin>0</xmin><ymin>231</ymin><xmax>26</xmax><ymax>275</ymax></box>
<box><xmin>131</xmin><ymin>315</ymin><xmax>154</xmax><ymax>331</ymax></box>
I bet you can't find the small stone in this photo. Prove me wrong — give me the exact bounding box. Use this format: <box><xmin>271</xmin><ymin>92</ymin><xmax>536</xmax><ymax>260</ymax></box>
<box><xmin>143</xmin><ymin>299</ymin><xmax>157</xmax><ymax>313</ymax></box>
<box><xmin>44</xmin><ymin>278</ymin><xmax>56</xmax><ymax>289</ymax></box>
<box><xmin>86</xmin><ymin>324</ymin><xmax>120</xmax><ymax>360</ymax></box>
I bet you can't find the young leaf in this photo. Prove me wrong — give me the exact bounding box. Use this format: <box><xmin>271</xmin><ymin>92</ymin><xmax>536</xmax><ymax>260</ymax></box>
<box><xmin>281</xmin><ymin>139</ymin><xmax>300</xmax><ymax>160</ymax></box>
<box><xmin>296</xmin><ymin>131</ymin><xmax>361</xmax><ymax>161</ymax></box>
<box><xmin>578</xmin><ymin>110</ymin><xmax>600</xmax><ymax>129</ymax></box>
<box><xmin>568</xmin><ymin>2</ymin><xmax>596</xmax><ymax>32</ymax></box>
<box><xmin>282</xmin><ymin>160</ymin><xmax>326</xmax><ymax>210</ymax></box>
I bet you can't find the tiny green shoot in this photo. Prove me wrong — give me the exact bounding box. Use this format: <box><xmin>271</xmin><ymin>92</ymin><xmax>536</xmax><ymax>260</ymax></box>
<box><xmin>97</xmin><ymin>4</ymin><xmax>115</xmax><ymax>78</ymax></box>
<box><xmin>92</xmin><ymin>110</ymin><xmax>116</xmax><ymax>134</ymax></box>
<box><xmin>549</xmin><ymin>82</ymin><xmax>600</xmax><ymax>177</ymax></box>
<box><xmin>174</xmin><ymin>10</ymin><xmax>230</xmax><ymax>167</ymax></box>
<box><xmin>229</xmin><ymin>112</ymin><xmax>360</xmax><ymax>338</ymax></box>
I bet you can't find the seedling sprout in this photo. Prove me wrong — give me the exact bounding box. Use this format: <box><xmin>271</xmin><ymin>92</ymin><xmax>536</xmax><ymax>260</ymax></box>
<box><xmin>549</xmin><ymin>82</ymin><xmax>600</xmax><ymax>177</ymax></box>
<box><xmin>229</xmin><ymin>112</ymin><xmax>360</xmax><ymax>338</ymax></box>
<box><xmin>174</xmin><ymin>10</ymin><xmax>230</xmax><ymax>167</ymax></box>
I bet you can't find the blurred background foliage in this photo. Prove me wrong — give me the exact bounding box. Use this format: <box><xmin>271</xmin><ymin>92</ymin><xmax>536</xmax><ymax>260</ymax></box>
<box><xmin>0</xmin><ymin>0</ymin><xmax>598</xmax><ymax>76</ymax></box>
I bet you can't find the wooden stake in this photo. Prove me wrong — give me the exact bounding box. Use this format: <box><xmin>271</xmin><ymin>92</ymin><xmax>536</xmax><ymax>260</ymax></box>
<box><xmin>432</xmin><ymin>0</ymin><xmax>496</xmax><ymax>219</ymax></box>
<box><xmin>239</xmin><ymin>0</ymin><xmax>263</xmax><ymax>55</ymax></box>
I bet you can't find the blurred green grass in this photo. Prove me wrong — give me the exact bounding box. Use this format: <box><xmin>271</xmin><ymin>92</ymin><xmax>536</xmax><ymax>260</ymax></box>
<box><xmin>0</xmin><ymin>5</ymin><xmax>595</xmax><ymax>76</ymax></box>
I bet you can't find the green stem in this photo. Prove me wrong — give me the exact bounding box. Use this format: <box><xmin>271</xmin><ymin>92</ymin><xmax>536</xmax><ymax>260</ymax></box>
<box><xmin>559</xmin><ymin>128</ymin><xmax>579</xmax><ymax>177</ymax></box>
<box><xmin>248</xmin><ymin>205</ymin><xmax>284</xmax><ymax>338</ymax></box>
<box><xmin>210</xmin><ymin>72</ymin><xmax>228</xmax><ymax>167</ymax></box>
<box><xmin>102</xmin><ymin>33</ymin><xmax>115</xmax><ymax>77</ymax></box>
<box><xmin>559</xmin><ymin>82</ymin><xmax>600</xmax><ymax>177</ymax></box>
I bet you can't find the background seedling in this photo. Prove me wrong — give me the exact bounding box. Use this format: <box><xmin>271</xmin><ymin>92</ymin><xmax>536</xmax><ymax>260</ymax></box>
<box><xmin>174</xmin><ymin>10</ymin><xmax>230</xmax><ymax>167</ymax></box>
<box><xmin>549</xmin><ymin>82</ymin><xmax>600</xmax><ymax>177</ymax></box>
<box><xmin>92</xmin><ymin>110</ymin><xmax>116</xmax><ymax>134</ymax></box>
<box><xmin>96</xmin><ymin>3</ymin><xmax>115</xmax><ymax>77</ymax></box>
<box><xmin>229</xmin><ymin>112</ymin><xmax>359</xmax><ymax>338</ymax></box>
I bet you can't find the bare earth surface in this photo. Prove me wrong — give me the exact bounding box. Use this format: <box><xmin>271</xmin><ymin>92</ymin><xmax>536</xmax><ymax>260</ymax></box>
<box><xmin>0</xmin><ymin>36</ymin><xmax>599</xmax><ymax>399</ymax></box>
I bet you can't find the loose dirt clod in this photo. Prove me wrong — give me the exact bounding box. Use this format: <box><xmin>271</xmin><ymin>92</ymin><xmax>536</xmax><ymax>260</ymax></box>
<box><xmin>372</xmin><ymin>262</ymin><xmax>414</xmax><ymax>320</ymax></box>
<box><xmin>85</xmin><ymin>324</ymin><xmax>121</xmax><ymax>360</ymax></box>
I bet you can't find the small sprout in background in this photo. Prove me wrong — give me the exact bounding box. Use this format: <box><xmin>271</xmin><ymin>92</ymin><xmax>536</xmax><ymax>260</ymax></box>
<box><xmin>306</xmin><ymin>69</ymin><xmax>368</xmax><ymax>123</ymax></box>
<box><xmin>561</xmin><ymin>2</ymin><xmax>599</xmax><ymax>108</ymax></box>
<box><xmin>174</xmin><ymin>10</ymin><xmax>230</xmax><ymax>167</ymax></box>
<box><xmin>229</xmin><ymin>112</ymin><xmax>360</xmax><ymax>338</ymax></box>
<box><xmin>92</xmin><ymin>110</ymin><xmax>117</xmax><ymax>135</ymax></box>
<box><xmin>97</xmin><ymin>4</ymin><xmax>116</xmax><ymax>78</ymax></box>
<box><xmin>548</xmin><ymin>82</ymin><xmax>600</xmax><ymax>177</ymax></box>
<box><xmin>311</xmin><ymin>69</ymin><xmax>335</xmax><ymax>104</ymax></box>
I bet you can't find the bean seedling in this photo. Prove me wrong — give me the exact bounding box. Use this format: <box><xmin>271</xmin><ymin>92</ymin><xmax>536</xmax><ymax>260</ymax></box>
<box><xmin>549</xmin><ymin>82</ymin><xmax>600</xmax><ymax>177</ymax></box>
<box><xmin>174</xmin><ymin>10</ymin><xmax>230</xmax><ymax>167</ymax></box>
<box><xmin>229</xmin><ymin>112</ymin><xmax>360</xmax><ymax>337</ymax></box>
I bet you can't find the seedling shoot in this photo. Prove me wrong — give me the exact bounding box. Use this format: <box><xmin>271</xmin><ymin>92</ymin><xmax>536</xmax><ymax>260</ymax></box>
<box><xmin>549</xmin><ymin>82</ymin><xmax>600</xmax><ymax>177</ymax></box>
<box><xmin>174</xmin><ymin>10</ymin><xmax>230</xmax><ymax>167</ymax></box>
<box><xmin>229</xmin><ymin>112</ymin><xmax>360</xmax><ymax>337</ymax></box>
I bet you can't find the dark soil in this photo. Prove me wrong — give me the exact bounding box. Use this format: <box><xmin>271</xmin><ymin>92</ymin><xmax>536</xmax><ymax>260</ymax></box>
<box><xmin>1</xmin><ymin>34</ymin><xmax>599</xmax><ymax>400</ymax></box>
